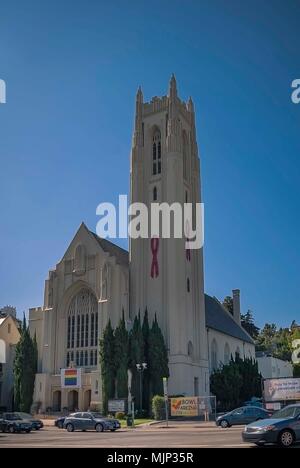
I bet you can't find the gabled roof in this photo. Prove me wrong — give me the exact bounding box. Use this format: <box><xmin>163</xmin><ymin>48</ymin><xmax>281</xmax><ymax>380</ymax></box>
<box><xmin>205</xmin><ymin>294</ymin><xmax>254</xmax><ymax>345</ymax></box>
<box><xmin>90</xmin><ymin>231</ymin><xmax>129</xmax><ymax>266</ymax></box>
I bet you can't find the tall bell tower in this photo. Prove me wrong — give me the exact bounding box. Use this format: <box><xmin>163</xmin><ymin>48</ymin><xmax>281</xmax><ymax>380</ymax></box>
<box><xmin>130</xmin><ymin>76</ymin><xmax>209</xmax><ymax>396</ymax></box>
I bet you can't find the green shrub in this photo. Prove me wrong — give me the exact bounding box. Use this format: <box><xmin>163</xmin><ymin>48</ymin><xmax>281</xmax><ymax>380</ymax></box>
<box><xmin>152</xmin><ymin>395</ymin><xmax>166</xmax><ymax>421</ymax></box>
<box><xmin>115</xmin><ymin>412</ymin><xmax>125</xmax><ymax>420</ymax></box>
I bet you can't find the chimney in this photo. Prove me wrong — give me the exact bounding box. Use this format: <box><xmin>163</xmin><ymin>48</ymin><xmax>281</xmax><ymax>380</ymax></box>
<box><xmin>232</xmin><ymin>289</ymin><xmax>241</xmax><ymax>325</ymax></box>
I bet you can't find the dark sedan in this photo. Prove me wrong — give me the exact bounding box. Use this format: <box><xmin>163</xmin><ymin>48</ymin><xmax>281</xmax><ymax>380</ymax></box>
<box><xmin>0</xmin><ymin>413</ymin><xmax>32</xmax><ymax>433</ymax></box>
<box><xmin>243</xmin><ymin>404</ymin><xmax>300</xmax><ymax>447</ymax></box>
<box><xmin>63</xmin><ymin>412</ymin><xmax>121</xmax><ymax>432</ymax></box>
<box><xmin>55</xmin><ymin>416</ymin><xmax>66</xmax><ymax>429</ymax></box>
<box><xmin>216</xmin><ymin>406</ymin><xmax>271</xmax><ymax>428</ymax></box>
<box><xmin>2</xmin><ymin>412</ymin><xmax>43</xmax><ymax>430</ymax></box>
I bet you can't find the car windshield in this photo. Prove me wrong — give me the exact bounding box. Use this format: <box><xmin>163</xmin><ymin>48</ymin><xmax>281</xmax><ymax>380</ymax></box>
<box><xmin>16</xmin><ymin>413</ymin><xmax>32</xmax><ymax>419</ymax></box>
<box><xmin>5</xmin><ymin>414</ymin><xmax>20</xmax><ymax>421</ymax></box>
<box><xmin>272</xmin><ymin>407</ymin><xmax>300</xmax><ymax>419</ymax></box>
<box><xmin>90</xmin><ymin>413</ymin><xmax>104</xmax><ymax>419</ymax></box>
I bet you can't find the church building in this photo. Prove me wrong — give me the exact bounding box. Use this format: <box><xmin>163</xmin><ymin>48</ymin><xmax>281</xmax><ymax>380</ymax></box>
<box><xmin>29</xmin><ymin>76</ymin><xmax>255</xmax><ymax>412</ymax></box>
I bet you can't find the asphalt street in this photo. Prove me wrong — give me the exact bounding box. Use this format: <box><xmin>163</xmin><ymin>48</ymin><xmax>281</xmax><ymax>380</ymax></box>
<box><xmin>1</xmin><ymin>422</ymin><xmax>299</xmax><ymax>448</ymax></box>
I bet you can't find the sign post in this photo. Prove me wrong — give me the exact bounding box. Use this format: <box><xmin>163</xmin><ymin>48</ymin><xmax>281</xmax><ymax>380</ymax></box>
<box><xmin>163</xmin><ymin>377</ymin><xmax>169</xmax><ymax>428</ymax></box>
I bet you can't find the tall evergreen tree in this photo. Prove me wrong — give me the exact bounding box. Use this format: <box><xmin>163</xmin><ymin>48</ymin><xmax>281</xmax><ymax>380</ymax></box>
<box><xmin>241</xmin><ymin>310</ymin><xmax>260</xmax><ymax>340</ymax></box>
<box><xmin>114</xmin><ymin>311</ymin><xmax>129</xmax><ymax>398</ymax></box>
<box><xmin>148</xmin><ymin>315</ymin><xmax>169</xmax><ymax>397</ymax></box>
<box><xmin>142</xmin><ymin>309</ymin><xmax>150</xmax><ymax>412</ymax></box>
<box><xmin>14</xmin><ymin>315</ymin><xmax>37</xmax><ymax>412</ymax></box>
<box><xmin>129</xmin><ymin>313</ymin><xmax>144</xmax><ymax>411</ymax></box>
<box><xmin>99</xmin><ymin>319</ymin><xmax>115</xmax><ymax>414</ymax></box>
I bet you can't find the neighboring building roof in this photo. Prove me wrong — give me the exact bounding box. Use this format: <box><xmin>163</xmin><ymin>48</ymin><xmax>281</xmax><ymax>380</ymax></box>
<box><xmin>90</xmin><ymin>231</ymin><xmax>129</xmax><ymax>265</ymax></box>
<box><xmin>205</xmin><ymin>294</ymin><xmax>254</xmax><ymax>345</ymax></box>
<box><xmin>0</xmin><ymin>317</ymin><xmax>7</xmax><ymax>327</ymax></box>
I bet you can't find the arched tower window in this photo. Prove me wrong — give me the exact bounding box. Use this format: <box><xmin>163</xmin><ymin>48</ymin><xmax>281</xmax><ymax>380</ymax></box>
<box><xmin>183</xmin><ymin>131</ymin><xmax>189</xmax><ymax>181</ymax></box>
<box><xmin>211</xmin><ymin>339</ymin><xmax>218</xmax><ymax>370</ymax></box>
<box><xmin>187</xmin><ymin>278</ymin><xmax>190</xmax><ymax>293</ymax></box>
<box><xmin>66</xmin><ymin>288</ymin><xmax>98</xmax><ymax>368</ymax></box>
<box><xmin>152</xmin><ymin>129</ymin><xmax>161</xmax><ymax>175</ymax></box>
<box><xmin>74</xmin><ymin>244</ymin><xmax>86</xmax><ymax>273</ymax></box>
<box><xmin>224</xmin><ymin>343</ymin><xmax>231</xmax><ymax>365</ymax></box>
<box><xmin>153</xmin><ymin>186</ymin><xmax>158</xmax><ymax>201</ymax></box>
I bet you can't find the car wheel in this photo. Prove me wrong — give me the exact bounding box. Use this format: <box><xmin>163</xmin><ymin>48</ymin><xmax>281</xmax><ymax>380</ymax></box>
<box><xmin>66</xmin><ymin>423</ymin><xmax>74</xmax><ymax>433</ymax></box>
<box><xmin>25</xmin><ymin>429</ymin><xmax>31</xmax><ymax>433</ymax></box>
<box><xmin>279</xmin><ymin>430</ymin><xmax>294</xmax><ymax>448</ymax></box>
<box><xmin>220</xmin><ymin>420</ymin><xmax>230</xmax><ymax>429</ymax></box>
<box><xmin>110</xmin><ymin>429</ymin><xmax>116</xmax><ymax>432</ymax></box>
<box><xmin>8</xmin><ymin>426</ymin><xmax>15</xmax><ymax>434</ymax></box>
<box><xmin>95</xmin><ymin>423</ymin><xmax>104</xmax><ymax>432</ymax></box>
<box><xmin>57</xmin><ymin>421</ymin><xmax>64</xmax><ymax>429</ymax></box>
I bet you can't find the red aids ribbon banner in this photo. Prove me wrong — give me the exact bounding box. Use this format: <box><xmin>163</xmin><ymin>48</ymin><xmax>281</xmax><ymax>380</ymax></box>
<box><xmin>185</xmin><ymin>220</ymin><xmax>191</xmax><ymax>262</ymax></box>
<box><xmin>151</xmin><ymin>237</ymin><xmax>159</xmax><ymax>278</ymax></box>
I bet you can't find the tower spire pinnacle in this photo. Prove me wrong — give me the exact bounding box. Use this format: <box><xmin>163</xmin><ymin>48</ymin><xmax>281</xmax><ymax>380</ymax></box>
<box><xmin>169</xmin><ymin>73</ymin><xmax>177</xmax><ymax>99</ymax></box>
<box><xmin>133</xmin><ymin>86</ymin><xmax>143</xmax><ymax>147</ymax></box>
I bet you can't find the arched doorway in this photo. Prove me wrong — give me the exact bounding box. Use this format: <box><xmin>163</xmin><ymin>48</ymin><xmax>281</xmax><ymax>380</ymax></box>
<box><xmin>53</xmin><ymin>391</ymin><xmax>62</xmax><ymax>412</ymax></box>
<box><xmin>68</xmin><ymin>390</ymin><xmax>78</xmax><ymax>411</ymax></box>
<box><xmin>84</xmin><ymin>390</ymin><xmax>91</xmax><ymax>411</ymax></box>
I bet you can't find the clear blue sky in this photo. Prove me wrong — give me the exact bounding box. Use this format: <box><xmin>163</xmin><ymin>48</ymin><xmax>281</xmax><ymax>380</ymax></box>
<box><xmin>0</xmin><ymin>0</ymin><xmax>299</xmax><ymax>328</ymax></box>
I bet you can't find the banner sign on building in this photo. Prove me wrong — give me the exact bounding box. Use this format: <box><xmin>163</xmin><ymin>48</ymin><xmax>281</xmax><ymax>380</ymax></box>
<box><xmin>61</xmin><ymin>368</ymin><xmax>82</xmax><ymax>388</ymax></box>
<box><xmin>171</xmin><ymin>397</ymin><xmax>198</xmax><ymax>417</ymax></box>
<box><xmin>264</xmin><ymin>378</ymin><xmax>300</xmax><ymax>402</ymax></box>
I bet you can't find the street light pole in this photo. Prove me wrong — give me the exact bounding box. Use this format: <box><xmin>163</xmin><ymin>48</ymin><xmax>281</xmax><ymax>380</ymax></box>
<box><xmin>136</xmin><ymin>362</ymin><xmax>147</xmax><ymax>414</ymax></box>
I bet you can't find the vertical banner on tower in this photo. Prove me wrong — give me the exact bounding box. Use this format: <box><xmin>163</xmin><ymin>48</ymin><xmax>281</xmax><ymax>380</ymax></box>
<box><xmin>61</xmin><ymin>368</ymin><xmax>82</xmax><ymax>388</ymax></box>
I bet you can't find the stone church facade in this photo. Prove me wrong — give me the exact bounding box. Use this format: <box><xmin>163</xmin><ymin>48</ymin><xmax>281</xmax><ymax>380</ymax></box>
<box><xmin>29</xmin><ymin>77</ymin><xmax>254</xmax><ymax>412</ymax></box>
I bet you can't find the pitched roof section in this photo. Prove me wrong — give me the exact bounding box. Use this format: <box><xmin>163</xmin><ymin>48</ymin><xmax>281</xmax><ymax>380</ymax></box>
<box><xmin>90</xmin><ymin>231</ymin><xmax>129</xmax><ymax>265</ymax></box>
<box><xmin>205</xmin><ymin>294</ymin><xmax>254</xmax><ymax>345</ymax></box>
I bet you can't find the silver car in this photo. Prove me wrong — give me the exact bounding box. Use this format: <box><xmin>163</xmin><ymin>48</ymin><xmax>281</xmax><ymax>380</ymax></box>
<box><xmin>63</xmin><ymin>412</ymin><xmax>121</xmax><ymax>432</ymax></box>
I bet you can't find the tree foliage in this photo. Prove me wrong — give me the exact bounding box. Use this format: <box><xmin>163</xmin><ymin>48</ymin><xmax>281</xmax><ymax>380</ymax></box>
<box><xmin>241</xmin><ymin>310</ymin><xmax>260</xmax><ymax>340</ymax></box>
<box><xmin>99</xmin><ymin>319</ymin><xmax>115</xmax><ymax>414</ymax></box>
<box><xmin>211</xmin><ymin>357</ymin><xmax>262</xmax><ymax>411</ymax></box>
<box><xmin>14</xmin><ymin>315</ymin><xmax>37</xmax><ymax>413</ymax></box>
<box><xmin>99</xmin><ymin>311</ymin><xmax>169</xmax><ymax>415</ymax></box>
<box><xmin>114</xmin><ymin>311</ymin><xmax>129</xmax><ymax>398</ymax></box>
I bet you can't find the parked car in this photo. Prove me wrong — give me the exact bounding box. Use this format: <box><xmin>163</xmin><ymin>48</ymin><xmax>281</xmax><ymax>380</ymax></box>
<box><xmin>243</xmin><ymin>404</ymin><xmax>300</xmax><ymax>448</ymax></box>
<box><xmin>9</xmin><ymin>412</ymin><xmax>44</xmax><ymax>430</ymax></box>
<box><xmin>55</xmin><ymin>416</ymin><xmax>67</xmax><ymax>429</ymax></box>
<box><xmin>0</xmin><ymin>413</ymin><xmax>32</xmax><ymax>433</ymax></box>
<box><xmin>0</xmin><ymin>418</ymin><xmax>8</xmax><ymax>432</ymax></box>
<box><xmin>216</xmin><ymin>406</ymin><xmax>271</xmax><ymax>428</ymax></box>
<box><xmin>63</xmin><ymin>412</ymin><xmax>121</xmax><ymax>432</ymax></box>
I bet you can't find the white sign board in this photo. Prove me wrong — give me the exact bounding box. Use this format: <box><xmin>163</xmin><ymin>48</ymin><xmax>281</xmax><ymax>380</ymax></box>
<box><xmin>0</xmin><ymin>339</ymin><xmax>5</xmax><ymax>363</ymax></box>
<box><xmin>264</xmin><ymin>378</ymin><xmax>300</xmax><ymax>402</ymax></box>
<box><xmin>108</xmin><ymin>399</ymin><xmax>126</xmax><ymax>413</ymax></box>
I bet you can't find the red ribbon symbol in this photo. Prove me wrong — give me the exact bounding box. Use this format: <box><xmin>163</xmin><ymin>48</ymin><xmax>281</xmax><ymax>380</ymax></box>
<box><xmin>151</xmin><ymin>237</ymin><xmax>159</xmax><ymax>278</ymax></box>
<box><xmin>185</xmin><ymin>220</ymin><xmax>191</xmax><ymax>262</ymax></box>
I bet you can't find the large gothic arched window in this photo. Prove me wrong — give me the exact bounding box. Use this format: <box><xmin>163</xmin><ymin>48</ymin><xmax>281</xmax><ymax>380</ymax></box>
<box><xmin>152</xmin><ymin>129</ymin><xmax>161</xmax><ymax>175</ymax></box>
<box><xmin>66</xmin><ymin>288</ymin><xmax>98</xmax><ymax>368</ymax></box>
<box><xmin>183</xmin><ymin>131</ymin><xmax>189</xmax><ymax>181</ymax></box>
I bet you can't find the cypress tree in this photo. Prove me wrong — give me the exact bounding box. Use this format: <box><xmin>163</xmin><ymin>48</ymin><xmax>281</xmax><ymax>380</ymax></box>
<box><xmin>14</xmin><ymin>315</ymin><xmax>37</xmax><ymax>412</ymax></box>
<box><xmin>129</xmin><ymin>313</ymin><xmax>144</xmax><ymax>411</ymax></box>
<box><xmin>114</xmin><ymin>311</ymin><xmax>129</xmax><ymax>398</ymax></box>
<box><xmin>99</xmin><ymin>319</ymin><xmax>115</xmax><ymax>414</ymax></box>
<box><xmin>148</xmin><ymin>315</ymin><xmax>169</xmax><ymax>397</ymax></box>
<box><xmin>142</xmin><ymin>309</ymin><xmax>150</xmax><ymax>413</ymax></box>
